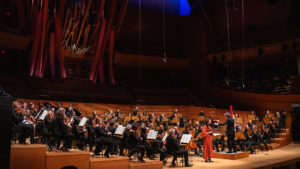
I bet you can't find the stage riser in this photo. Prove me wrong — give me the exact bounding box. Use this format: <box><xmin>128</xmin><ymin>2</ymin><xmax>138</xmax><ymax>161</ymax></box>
<box><xmin>10</xmin><ymin>144</ymin><xmax>46</xmax><ymax>169</ymax></box>
<box><xmin>130</xmin><ymin>161</ymin><xmax>163</xmax><ymax>169</ymax></box>
<box><xmin>10</xmin><ymin>145</ymin><xmax>163</xmax><ymax>169</ymax></box>
<box><xmin>46</xmin><ymin>151</ymin><xmax>90</xmax><ymax>169</ymax></box>
<box><xmin>90</xmin><ymin>157</ymin><xmax>129</xmax><ymax>169</ymax></box>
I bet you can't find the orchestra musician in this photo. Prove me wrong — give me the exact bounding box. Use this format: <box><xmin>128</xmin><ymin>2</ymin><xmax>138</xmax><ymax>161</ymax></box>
<box><xmin>11</xmin><ymin>99</ymin><xmax>291</xmax><ymax>164</ymax></box>
<box><xmin>94</xmin><ymin>122</ymin><xmax>115</xmax><ymax>157</ymax></box>
<box><xmin>140</xmin><ymin>126</ymin><xmax>154</xmax><ymax>159</ymax></box>
<box><xmin>194</xmin><ymin>121</ymin><xmax>203</xmax><ymax>154</ymax></box>
<box><xmin>151</xmin><ymin>133</ymin><xmax>167</xmax><ymax>163</ymax></box>
<box><xmin>52</xmin><ymin>108</ymin><xmax>70</xmax><ymax>151</ymax></box>
<box><xmin>235</xmin><ymin>125</ymin><xmax>245</xmax><ymax>151</ymax></box>
<box><xmin>115</xmin><ymin>108</ymin><xmax>123</xmax><ymax>120</ymax></box>
<box><xmin>133</xmin><ymin>106</ymin><xmax>139</xmax><ymax>116</ymax></box>
<box><xmin>128</xmin><ymin>125</ymin><xmax>146</xmax><ymax>162</ymax></box>
<box><xmin>260</xmin><ymin>125</ymin><xmax>270</xmax><ymax>151</ymax></box>
<box><xmin>158</xmin><ymin>125</ymin><xmax>165</xmax><ymax>135</ymax></box>
<box><xmin>119</xmin><ymin>124</ymin><xmax>131</xmax><ymax>156</ymax></box>
<box><xmin>202</xmin><ymin>118</ymin><xmax>214</xmax><ymax>162</ymax></box>
<box><xmin>246</xmin><ymin>125</ymin><xmax>261</xmax><ymax>154</ymax></box>
<box><xmin>198</xmin><ymin>110</ymin><xmax>205</xmax><ymax>116</ymax></box>
<box><xmin>166</xmin><ymin>128</ymin><xmax>192</xmax><ymax>167</ymax></box>
<box><xmin>42</xmin><ymin>109</ymin><xmax>54</xmax><ymax>146</ymax></box>
<box><xmin>218</xmin><ymin>112</ymin><xmax>237</xmax><ymax>153</ymax></box>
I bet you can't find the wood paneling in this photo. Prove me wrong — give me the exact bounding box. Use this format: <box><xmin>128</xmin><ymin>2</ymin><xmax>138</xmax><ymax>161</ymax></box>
<box><xmin>130</xmin><ymin>161</ymin><xmax>163</xmax><ymax>169</ymax></box>
<box><xmin>213</xmin><ymin>151</ymin><xmax>249</xmax><ymax>160</ymax></box>
<box><xmin>46</xmin><ymin>151</ymin><xmax>90</xmax><ymax>169</ymax></box>
<box><xmin>10</xmin><ymin>144</ymin><xmax>46</xmax><ymax>169</ymax></box>
<box><xmin>90</xmin><ymin>157</ymin><xmax>129</xmax><ymax>169</ymax></box>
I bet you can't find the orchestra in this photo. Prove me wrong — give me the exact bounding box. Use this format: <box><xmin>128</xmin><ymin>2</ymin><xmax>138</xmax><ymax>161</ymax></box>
<box><xmin>11</xmin><ymin>100</ymin><xmax>288</xmax><ymax>167</ymax></box>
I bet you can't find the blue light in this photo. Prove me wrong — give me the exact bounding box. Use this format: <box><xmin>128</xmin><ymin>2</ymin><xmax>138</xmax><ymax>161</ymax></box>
<box><xmin>179</xmin><ymin>0</ymin><xmax>191</xmax><ymax>16</ymax></box>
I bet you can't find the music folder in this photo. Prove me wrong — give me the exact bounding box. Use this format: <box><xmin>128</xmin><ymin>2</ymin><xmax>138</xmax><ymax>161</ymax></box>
<box><xmin>114</xmin><ymin>125</ymin><xmax>126</xmax><ymax>136</ymax></box>
<box><xmin>147</xmin><ymin>130</ymin><xmax>158</xmax><ymax>140</ymax></box>
<box><xmin>39</xmin><ymin>110</ymin><xmax>48</xmax><ymax>121</ymax></box>
<box><xmin>78</xmin><ymin>117</ymin><xmax>88</xmax><ymax>127</ymax></box>
<box><xmin>180</xmin><ymin>134</ymin><xmax>192</xmax><ymax>144</ymax></box>
<box><xmin>162</xmin><ymin>133</ymin><xmax>168</xmax><ymax>142</ymax></box>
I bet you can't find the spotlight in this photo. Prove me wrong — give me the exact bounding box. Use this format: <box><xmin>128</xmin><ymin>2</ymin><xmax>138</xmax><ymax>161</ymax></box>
<box><xmin>225</xmin><ymin>79</ymin><xmax>230</xmax><ymax>86</ymax></box>
<box><xmin>242</xmin><ymin>82</ymin><xmax>246</xmax><ymax>88</ymax></box>
<box><xmin>162</xmin><ymin>52</ymin><xmax>167</xmax><ymax>63</ymax></box>
<box><xmin>162</xmin><ymin>57</ymin><xmax>167</xmax><ymax>63</ymax></box>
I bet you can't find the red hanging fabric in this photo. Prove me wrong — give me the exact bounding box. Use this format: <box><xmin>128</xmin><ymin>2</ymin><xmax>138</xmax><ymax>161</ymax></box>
<box><xmin>41</xmin><ymin>47</ymin><xmax>49</xmax><ymax>77</ymax></box>
<box><xmin>36</xmin><ymin>0</ymin><xmax>49</xmax><ymax>77</ymax></box>
<box><xmin>29</xmin><ymin>11</ymin><xmax>42</xmax><ymax>76</ymax></box>
<box><xmin>89</xmin><ymin>19</ymin><xmax>107</xmax><ymax>81</ymax></box>
<box><xmin>54</xmin><ymin>14</ymin><xmax>67</xmax><ymax>78</ymax></box>
<box><xmin>98</xmin><ymin>0</ymin><xmax>117</xmax><ymax>84</ymax></box>
<box><xmin>108</xmin><ymin>30</ymin><xmax>115</xmax><ymax>85</ymax></box>
<box><xmin>114</xmin><ymin>0</ymin><xmax>128</xmax><ymax>41</ymax></box>
<box><xmin>49</xmin><ymin>33</ymin><xmax>55</xmax><ymax>79</ymax></box>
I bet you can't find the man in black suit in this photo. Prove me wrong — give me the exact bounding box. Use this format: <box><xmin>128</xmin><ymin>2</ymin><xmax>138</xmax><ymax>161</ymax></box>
<box><xmin>94</xmin><ymin>122</ymin><xmax>114</xmax><ymax>157</ymax></box>
<box><xmin>166</xmin><ymin>129</ymin><xmax>192</xmax><ymax>167</ymax></box>
<box><xmin>132</xmin><ymin>106</ymin><xmax>139</xmax><ymax>116</ymax></box>
<box><xmin>52</xmin><ymin>108</ymin><xmax>69</xmax><ymax>151</ymax></box>
<box><xmin>128</xmin><ymin>125</ymin><xmax>145</xmax><ymax>162</ymax></box>
<box><xmin>218</xmin><ymin>112</ymin><xmax>237</xmax><ymax>153</ymax></box>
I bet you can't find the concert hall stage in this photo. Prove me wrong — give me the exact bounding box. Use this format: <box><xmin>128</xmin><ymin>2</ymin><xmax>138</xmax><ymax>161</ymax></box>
<box><xmin>170</xmin><ymin>144</ymin><xmax>300</xmax><ymax>169</ymax></box>
<box><xmin>10</xmin><ymin>143</ymin><xmax>300</xmax><ymax>169</ymax></box>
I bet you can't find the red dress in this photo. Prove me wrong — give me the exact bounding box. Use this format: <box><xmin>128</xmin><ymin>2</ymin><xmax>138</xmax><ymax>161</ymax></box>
<box><xmin>202</xmin><ymin>125</ymin><xmax>213</xmax><ymax>160</ymax></box>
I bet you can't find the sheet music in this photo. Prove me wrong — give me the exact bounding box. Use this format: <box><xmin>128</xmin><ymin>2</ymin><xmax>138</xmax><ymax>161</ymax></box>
<box><xmin>39</xmin><ymin>110</ymin><xmax>48</xmax><ymax>121</ymax></box>
<box><xmin>180</xmin><ymin>134</ymin><xmax>192</xmax><ymax>144</ymax></box>
<box><xmin>162</xmin><ymin>133</ymin><xmax>168</xmax><ymax>142</ymax></box>
<box><xmin>213</xmin><ymin>133</ymin><xmax>222</xmax><ymax>136</ymax></box>
<box><xmin>78</xmin><ymin>117</ymin><xmax>88</xmax><ymax>127</ymax></box>
<box><xmin>147</xmin><ymin>130</ymin><xmax>158</xmax><ymax>140</ymax></box>
<box><xmin>115</xmin><ymin>125</ymin><xmax>126</xmax><ymax>135</ymax></box>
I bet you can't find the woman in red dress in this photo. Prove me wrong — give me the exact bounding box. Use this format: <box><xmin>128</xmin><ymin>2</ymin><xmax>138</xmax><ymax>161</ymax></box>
<box><xmin>202</xmin><ymin>118</ymin><xmax>214</xmax><ymax>162</ymax></box>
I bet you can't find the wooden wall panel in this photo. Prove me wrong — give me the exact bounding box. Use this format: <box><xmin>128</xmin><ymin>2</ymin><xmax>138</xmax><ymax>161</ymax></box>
<box><xmin>46</xmin><ymin>151</ymin><xmax>90</xmax><ymax>169</ymax></box>
<box><xmin>10</xmin><ymin>144</ymin><xmax>46</xmax><ymax>169</ymax></box>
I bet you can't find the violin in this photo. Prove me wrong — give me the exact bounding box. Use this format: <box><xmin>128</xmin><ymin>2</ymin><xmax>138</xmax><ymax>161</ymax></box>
<box><xmin>185</xmin><ymin>140</ymin><xmax>197</xmax><ymax>150</ymax></box>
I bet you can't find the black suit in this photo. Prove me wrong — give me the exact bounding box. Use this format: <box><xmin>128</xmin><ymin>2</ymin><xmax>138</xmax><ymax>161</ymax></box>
<box><xmin>151</xmin><ymin>137</ymin><xmax>167</xmax><ymax>161</ymax></box>
<box><xmin>52</xmin><ymin>116</ymin><xmax>64</xmax><ymax>149</ymax></box>
<box><xmin>133</xmin><ymin>110</ymin><xmax>138</xmax><ymax>116</ymax></box>
<box><xmin>219</xmin><ymin>117</ymin><xmax>236</xmax><ymax>152</ymax></box>
<box><xmin>166</xmin><ymin>135</ymin><xmax>189</xmax><ymax>165</ymax></box>
<box><xmin>94</xmin><ymin>127</ymin><xmax>114</xmax><ymax>156</ymax></box>
<box><xmin>260</xmin><ymin>130</ymin><xmax>270</xmax><ymax>151</ymax></box>
<box><xmin>42</xmin><ymin>115</ymin><xmax>53</xmax><ymax>144</ymax></box>
<box><xmin>246</xmin><ymin>131</ymin><xmax>261</xmax><ymax>153</ymax></box>
<box><xmin>128</xmin><ymin>131</ymin><xmax>145</xmax><ymax>160</ymax></box>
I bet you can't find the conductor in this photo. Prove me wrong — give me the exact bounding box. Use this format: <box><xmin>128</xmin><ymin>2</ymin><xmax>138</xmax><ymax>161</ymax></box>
<box><xmin>218</xmin><ymin>112</ymin><xmax>237</xmax><ymax>153</ymax></box>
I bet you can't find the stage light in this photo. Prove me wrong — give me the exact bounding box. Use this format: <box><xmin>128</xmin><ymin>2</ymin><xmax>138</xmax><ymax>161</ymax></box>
<box><xmin>5</xmin><ymin>11</ymin><xmax>10</xmax><ymax>16</ymax></box>
<box><xmin>1</xmin><ymin>50</ymin><xmax>6</xmax><ymax>54</ymax></box>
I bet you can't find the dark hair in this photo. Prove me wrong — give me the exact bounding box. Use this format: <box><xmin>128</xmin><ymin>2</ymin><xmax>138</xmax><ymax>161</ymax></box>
<box><xmin>205</xmin><ymin>118</ymin><xmax>211</xmax><ymax>127</ymax></box>
<box><xmin>132</xmin><ymin>125</ymin><xmax>138</xmax><ymax>130</ymax></box>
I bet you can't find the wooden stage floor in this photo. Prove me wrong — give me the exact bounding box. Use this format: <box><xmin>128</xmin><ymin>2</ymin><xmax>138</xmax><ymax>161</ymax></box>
<box><xmin>165</xmin><ymin>143</ymin><xmax>300</xmax><ymax>169</ymax></box>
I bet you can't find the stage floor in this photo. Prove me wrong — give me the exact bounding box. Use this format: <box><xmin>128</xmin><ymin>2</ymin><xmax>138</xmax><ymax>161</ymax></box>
<box><xmin>163</xmin><ymin>143</ymin><xmax>300</xmax><ymax>169</ymax></box>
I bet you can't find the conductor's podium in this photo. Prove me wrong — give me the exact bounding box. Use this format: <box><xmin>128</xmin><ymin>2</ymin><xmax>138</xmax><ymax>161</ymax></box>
<box><xmin>10</xmin><ymin>144</ymin><xmax>46</xmax><ymax>169</ymax></box>
<box><xmin>213</xmin><ymin>151</ymin><xmax>249</xmax><ymax>160</ymax></box>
